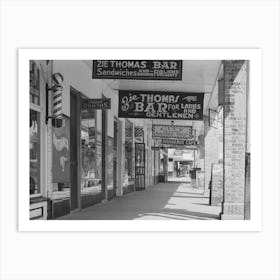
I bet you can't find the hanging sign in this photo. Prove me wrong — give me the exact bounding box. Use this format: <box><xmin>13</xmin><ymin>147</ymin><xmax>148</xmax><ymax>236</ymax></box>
<box><xmin>92</xmin><ymin>60</ymin><xmax>182</xmax><ymax>80</ymax></box>
<box><xmin>118</xmin><ymin>90</ymin><xmax>204</xmax><ymax>120</ymax></box>
<box><xmin>161</xmin><ymin>139</ymin><xmax>196</xmax><ymax>146</ymax></box>
<box><xmin>209</xmin><ymin>108</ymin><xmax>223</xmax><ymax>129</ymax></box>
<box><xmin>152</xmin><ymin>124</ymin><xmax>193</xmax><ymax>139</ymax></box>
<box><xmin>151</xmin><ymin>145</ymin><xmax>197</xmax><ymax>150</ymax></box>
<box><xmin>81</xmin><ymin>98</ymin><xmax>111</xmax><ymax>110</ymax></box>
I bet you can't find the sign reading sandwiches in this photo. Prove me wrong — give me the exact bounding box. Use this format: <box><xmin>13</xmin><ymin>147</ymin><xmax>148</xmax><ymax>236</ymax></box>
<box><xmin>118</xmin><ymin>90</ymin><xmax>204</xmax><ymax>120</ymax></box>
<box><xmin>92</xmin><ymin>60</ymin><xmax>182</xmax><ymax>80</ymax></box>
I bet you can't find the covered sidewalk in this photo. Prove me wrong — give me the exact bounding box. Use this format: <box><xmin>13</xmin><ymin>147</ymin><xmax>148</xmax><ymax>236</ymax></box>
<box><xmin>59</xmin><ymin>182</ymin><xmax>221</xmax><ymax>220</ymax></box>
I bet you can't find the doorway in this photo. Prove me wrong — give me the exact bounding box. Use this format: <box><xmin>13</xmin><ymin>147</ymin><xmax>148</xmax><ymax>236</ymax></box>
<box><xmin>113</xmin><ymin>118</ymin><xmax>119</xmax><ymax>195</ymax></box>
<box><xmin>135</xmin><ymin>143</ymin><xmax>145</xmax><ymax>191</ymax></box>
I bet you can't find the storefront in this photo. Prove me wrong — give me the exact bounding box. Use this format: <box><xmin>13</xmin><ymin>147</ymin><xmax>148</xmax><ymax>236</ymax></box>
<box><xmin>29</xmin><ymin>60</ymin><xmax>159</xmax><ymax>219</ymax></box>
<box><xmin>29</xmin><ymin>59</ymin><xmax>250</xmax><ymax>220</ymax></box>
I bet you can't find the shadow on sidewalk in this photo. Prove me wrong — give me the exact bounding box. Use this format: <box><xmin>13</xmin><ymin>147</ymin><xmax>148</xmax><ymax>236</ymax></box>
<box><xmin>59</xmin><ymin>183</ymin><xmax>220</xmax><ymax>220</ymax></box>
<box><xmin>138</xmin><ymin>208</ymin><xmax>220</xmax><ymax>220</ymax></box>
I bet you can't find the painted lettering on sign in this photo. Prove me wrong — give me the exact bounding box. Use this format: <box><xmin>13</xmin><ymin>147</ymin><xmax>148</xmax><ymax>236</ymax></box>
<box><xmin>81</xmin><ymin>99</ymin><xmax>111</xmax><ymax>110</ymax></box>
<box><xmin>152</xmin><ymin>125</ymin><xmax>194</xmax><ymax>139</ymax></box>
<box><xmin>161</xmin><ymin>139</ymin><xmax>196</xmax><ymax>146</ymax></box>
<box><xmin>92</xmin><ymin>60</ymin><xmax>182</xmax><ymax>80</ymax></box>
<box><xmin>118</xmin><ymin>91</ymin><xmax>204</xmax><ymax>120</ymax></box>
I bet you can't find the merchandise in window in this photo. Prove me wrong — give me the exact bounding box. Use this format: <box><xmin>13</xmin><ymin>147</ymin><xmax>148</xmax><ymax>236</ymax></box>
<box><xmin>30</xmin><ymin>60</ymin><xmax>40</xmax><ymax>106</ymax></box>
<box><xmin>80</xmin><ymin>114</ymin><xmax>101</xmax><ymax>195</ymax></box>
<box><xmin>30</xmin><ymin>110</ymin><xmax>40</xmax><ymax>194</ymax></box>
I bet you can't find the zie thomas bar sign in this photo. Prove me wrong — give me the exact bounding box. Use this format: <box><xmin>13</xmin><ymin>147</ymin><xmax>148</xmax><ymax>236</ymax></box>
<box><xmin>118</xmin><ymin>90</ymin><xmax>204</xmax><ymax>120</ymax></box>
<box><xmin>92</xmin><ymin>60</ymin><xmax>182</xmax><ymax>80</ymax></box>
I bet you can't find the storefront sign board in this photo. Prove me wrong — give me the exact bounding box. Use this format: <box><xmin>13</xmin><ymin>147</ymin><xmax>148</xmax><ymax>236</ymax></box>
<box><xmin>118</xmin><ymin>90</ymin><xmax>204</xmax><ymax>120</ymax></box>
<box><xmin>152</xmin><ymin>124</ymin><xmax>193</xmax><ymax>139</ymax></box>
<box><xmin>81</xmin><ymin>98</ymin><xmax>111</xmax><ymax>110</ymax></box>
<box><xmin>161</xmin><ymin>139</ymin><xmax>196</xmax><ymax>146</ymax></box>
<box><xmin>92</xmin><ymin>60</ymin><xmax>182</xmax><ymax>80</ymax></box>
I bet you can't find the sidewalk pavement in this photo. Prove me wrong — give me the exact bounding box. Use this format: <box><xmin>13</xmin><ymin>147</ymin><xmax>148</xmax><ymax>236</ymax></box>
<box><xmin>58</xmin><ymin>182</ymin><xmax>221</xmax><ymax>220</ymax></box>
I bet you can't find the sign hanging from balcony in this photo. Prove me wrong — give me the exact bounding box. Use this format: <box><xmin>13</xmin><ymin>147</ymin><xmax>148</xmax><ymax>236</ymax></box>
<box><xmin>92</xmin><ymin>60</ymin><xmax>182</xmax><ymax>80</ymax></box>
<box><xmin>152</xmin><ymin>125</ymin><xmax>194</xmax><ymax>140</ymax></box>
<box><xmin>118</xmin><ymin>90</ymin><xmax>204</xmax><ymax>120</ymax></box>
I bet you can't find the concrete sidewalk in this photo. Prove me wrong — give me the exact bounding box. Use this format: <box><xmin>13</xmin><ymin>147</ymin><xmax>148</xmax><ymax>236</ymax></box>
<box><xmin>59</xmin><ymin>182</ymin><xmax>221</xmax><ymax>220</ymax></box>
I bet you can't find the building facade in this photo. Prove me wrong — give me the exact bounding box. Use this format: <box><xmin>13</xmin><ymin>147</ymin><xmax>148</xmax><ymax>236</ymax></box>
<box><xmin>29</xmin><ymin>59</ymin><xmax>250</xmax><ymax>220</ymax></box>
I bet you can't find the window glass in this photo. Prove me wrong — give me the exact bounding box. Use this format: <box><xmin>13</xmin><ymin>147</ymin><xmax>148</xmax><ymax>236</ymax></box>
<box><xmin>52</xmin><ymin>116</ymin><xmax>71</xmax><ymax>200</ymax></box>
<box><xmin>80</xmin><ymin>113</ymin><xmax>102</xmax><ymax>195</ymax></box>
<box><xmin>30</xmin><ymin>61</ymin><xmax>40</xmax><ymax>106</ymax></box>
<box><xmin>30</xmin><ymin>110</ymin><xmax>40</xmax><ymax>194</ymax></box>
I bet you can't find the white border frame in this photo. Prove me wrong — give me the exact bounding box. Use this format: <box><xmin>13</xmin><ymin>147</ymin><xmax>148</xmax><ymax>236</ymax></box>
<box><xmin>18</xmin><ymin>48</ymin><xmax>262</xmax><ymax>232</ymax></box>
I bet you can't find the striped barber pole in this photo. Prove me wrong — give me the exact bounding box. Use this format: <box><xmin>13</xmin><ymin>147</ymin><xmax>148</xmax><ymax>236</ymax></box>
<box><xmin>52</xmin><ymin>85</ymin><xmax>63</xmax><ymax>117</ymax></box>
<box><xmin>51</xmin><ymin>73</ymin><xmax>64</xmax><ymax>118</ymax></box>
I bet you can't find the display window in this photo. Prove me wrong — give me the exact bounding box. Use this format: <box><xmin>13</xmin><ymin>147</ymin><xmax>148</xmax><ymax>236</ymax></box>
<box><xmin>30</xmin><ymin>109</ymin><xmax>41</xmax><ymax>195</ymax></box>
<box><xmin>52</xmin><ymin>115</ymin><xmax>71</xmax><ymax>200</ymax></box>
<box><xmin>29</xmin><ymin>60</ymin><xmax>43</xmax><ymax>197</ymax></box>
<box><xmin>80</xmin><ymin>112</ymin><xmax>102</xmax><ymax>195</ymax></box>
<box><xmin>30</xmin><ymin>60</ymin><xmax>40</xmax><ymax>105</ymax></box>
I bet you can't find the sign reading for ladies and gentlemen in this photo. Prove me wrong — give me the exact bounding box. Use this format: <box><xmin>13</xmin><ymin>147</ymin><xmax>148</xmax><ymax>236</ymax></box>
<box><xmin>118</xmin><ymin>90</ymin><xmax>204</xmax><ymax>120</ymax></box>
<box><xmin>81</xmin><ymin>98</ymin><xmax>111</xmax><ymax>110</ymax></box>
<box><xmin>92</xmin><ymin>60</ymin><xmax>182</xmax><ymax>80</ymax></box>
<box><xmin>152</xmin><ymin>125</ymin><xmax>193</xmax><ymax>139</ymax></box>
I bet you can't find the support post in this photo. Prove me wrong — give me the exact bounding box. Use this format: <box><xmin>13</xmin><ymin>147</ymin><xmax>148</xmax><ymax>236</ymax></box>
<box><xmin>221</xmin><ymin>60</ymin><xmax>248</xmax><ymax>220</ymax></box>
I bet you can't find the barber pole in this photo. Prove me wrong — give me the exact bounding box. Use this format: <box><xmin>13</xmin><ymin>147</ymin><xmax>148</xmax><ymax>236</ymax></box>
<box><xmin>52</xmin><ymin>85</ymin><xmax>63</xmax><ymax>117</ymax></box>
<box><xmin>51</xmin><ymin>73</ymin><xmax>64</xmax><ymax>118</ymax></box>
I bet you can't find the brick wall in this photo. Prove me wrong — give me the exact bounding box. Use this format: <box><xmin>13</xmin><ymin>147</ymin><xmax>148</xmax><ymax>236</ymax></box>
<box><xmin>221</xmin><ymin>60</ymin><xmax>248</xmax><ymax>220</ymax></box>
<box><xmin>209</xmin><ymin>163</ymin><xmax>223</xmax><ymax>206</ymax></box>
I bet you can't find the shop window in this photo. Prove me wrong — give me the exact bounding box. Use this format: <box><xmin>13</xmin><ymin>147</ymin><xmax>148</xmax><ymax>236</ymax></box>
<box><xmin>30</xmin><ymin>109</ymin><xmax>41</xmax><ymax>195</ymax></box>
<box><xmin>52</xmin><ymin>116</ymin><xmax>70</xmax><ymax>200</ymax></box>
<box><xmin>80</xmin><ymin>113</ymin><xmax>102</xmax><ymax>195</ymax></box>
<box><xmin>30</xmin><ymin>60</ymin><xmax>40</xmax><ymax>106</ymax></box>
